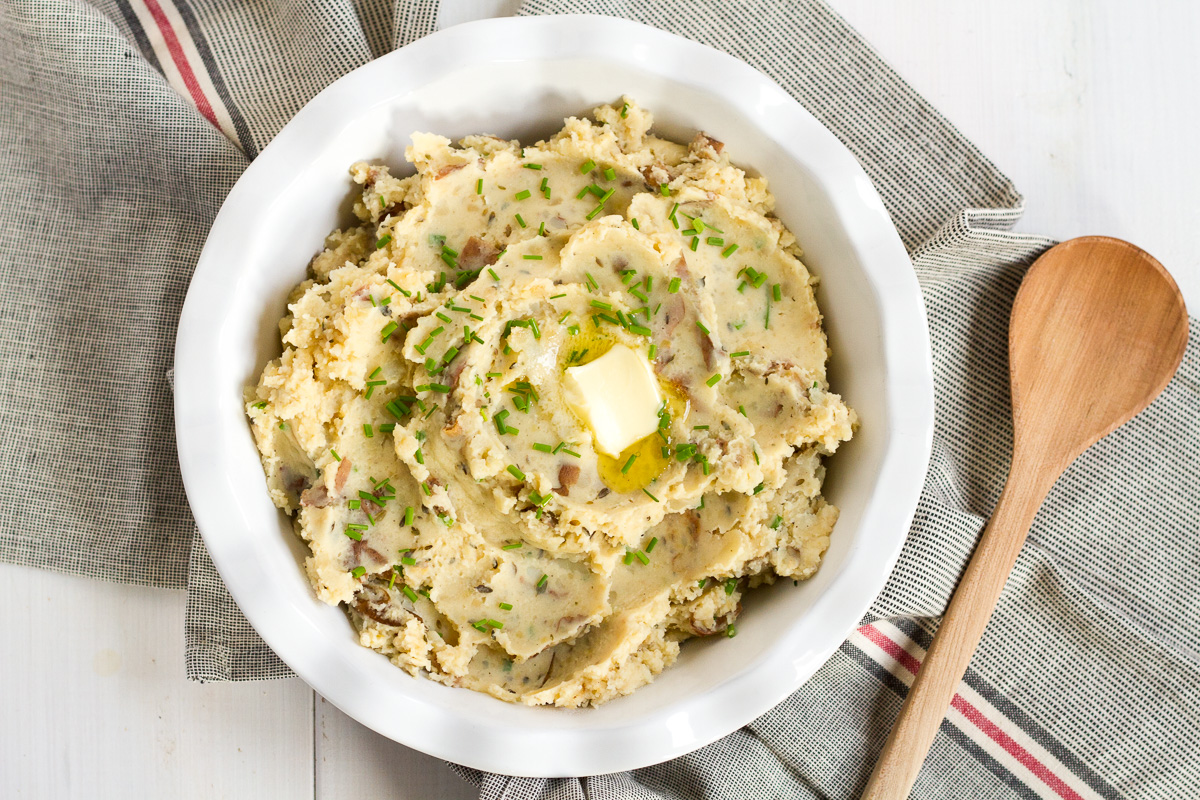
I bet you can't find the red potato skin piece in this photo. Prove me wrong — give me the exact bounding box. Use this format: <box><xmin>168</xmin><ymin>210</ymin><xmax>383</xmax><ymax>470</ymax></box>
<box><xmin>552</xmin><ymin>464</ymin><xmax>580</xmax><ymax>497</ymax></box>
<box><xmin>335</xmin><ymin>457</ymin><xmax>352</xmax><ymax>493</ymax></box>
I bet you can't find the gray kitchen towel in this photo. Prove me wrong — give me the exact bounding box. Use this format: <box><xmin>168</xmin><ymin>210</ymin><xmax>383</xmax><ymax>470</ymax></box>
<box><xmin>1</xmin><ymin>0</ymin><xmax>1197</xmax><ymax>797</ymax></box>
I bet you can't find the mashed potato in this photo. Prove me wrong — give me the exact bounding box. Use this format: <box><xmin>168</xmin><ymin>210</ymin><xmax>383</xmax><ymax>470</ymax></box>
<box><xmin>246</xmin><ymin>99</ymin><xmax>855</xmax><ymax>706</ymax></box>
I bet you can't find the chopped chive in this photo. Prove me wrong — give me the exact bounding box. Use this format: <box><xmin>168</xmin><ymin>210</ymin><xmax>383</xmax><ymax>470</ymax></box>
<box><xmin>772</xmin><ymin>283</ymin><xmax>782</xmax><ymax>301</ymax></box>
<box><xmin>515</xmin><ymin>213</ymin><xmax>527</xmax><ymax>228</ymax></box>
<box><xmin>690</xmin><ymin>236</ymin><xmax>699</xmax><ymax>251</ymax></box>
<box><xmin>376</xmin><ymin>235</ymin><xmax>392</xmax><ymax>249</ymax></box>
<box><xmin>721</xmin><ymin>243</ymin><xmax>739</xmax><ymax>258</ymax></box>
<box><xmin>402</xmin><ymin>585</ymin><xmax>418</xmax><ymax>603</ymax></box>
<box><xmin>706</xmin><ymin>374</ymin><xmax>721</xmax><ymax>387</ymax></box>
<box><xmin>770</xmin><ymin>515</ymin><xmax>783</xmax><ymax>529</ymax></box>
<box><xmin>507</xmin><ymin>465</ymin><xmax>525</xmax><ymax>481</ymax></box>
<box><xmin>586</xmin><ymin>204</ymin><xmax>605</xmax><ymax>220</ymax></box>
<box><xmin>764</xmin><ymin>294</ymin><xmax>771</xmax><ymax>329</ymax></box>
<box><xmin>400</xmin><ymin>506</ymin><xmax>413</xmax><ymax>526</ymax></box>
<box><xmin>499</xmin><ymin>602</ymin><xmax>513</xmax><ymax>611</ymax></box>
<box><xmin>696</xmin><ymin>321</ymin><xmax>710</xmax><ymax>335</ymax></box>
<box><xmin>629</xmin><ymin>324</ymin><xmax>652</xmax><ymax>336</ymax></box>
<box><xmin>344</xmin><ymin>529</ymin><xmax>362</xmax><ymax>541</ymax></box>
<box><xmin>561</xmin><ymin>447</ymin><xmax>581</xmax><ymax>458</ymax></box>
<box><xmin>488</xmin><ymin>268</ymin><xmax>500</xmax><ymax>281</ymax></box>
<box><xmin>379</xmin><ymin>423</ymin><xmax>396</xmax><ymax>433</ymax></box>
<box><xmin>380</xmin><ymin>321</ymin><xmax>399</xmax><ymax>342</ymax></box>
<box><xmin>739</xmin><ymin>405</ymin><xmax>747</xmax><ymax>417</ymax></box>
<box><xmin>706</xmin><ymin>237</ymin><xmax>724</xmax><ymax>246</ymax></box>
<box><xmin>648</xmin><ymin>343</ymin><xmax>657</xmax><ymax>359</ymax></box>
<box><xmin>414</xmin><ymin>448</ymin><xmax>424</xmax><ymax>465</ymax></box>
<box><xmin>693</xmin><ymin>424</ymin><xmax>709</xmax><ymax>430</ymax></box>
<box><xmin>524</xmin><ymin>163</ymin><xmax>543</xmax><ymax>170</ymax></box>
<box><xmin>642</xmin><ymin>488</ymin><xmax>660</xmax><ymax>502</ymax></box>
<box><xmin>645</xmin><ymin>537</ymin><xmax>658</xmax><ymax>553</ymax></box>
<box><xmin>603</xmin><ymin>167</ymin><xmax>616</xmax><ymax>181</ymax></box>
<box><xmin>580</xmin><ymin>159</ymin><xmax>595</xmax><ymax>174</ymax></box>
<box><xmin>363</xmin><ymin>423</ymin><xmax>374</xmax><ymax>438</ymax></box>
<box><xmin>590</xmin><ymin>299</ymin><xmax>612</xmax><ymax>311</ymax></box>
<box><xmin>629</xmin><ymin>287</ymin><xmax>649</xmax><ymax>303</ymax></box>
<box><xmin>725</xmin><ymin>578</ymin><xmax>737</xmax><ymax>596</ymax></box>
<box><xmin>726</xmin><ymin>625</ymin><xmax>737</xmax><ymax>638</ymax></box>
<box><xmin>621</xmin><ymin>453</ymin><xmax>638</xmax><ymax>474</ymax></box>
<box><xmin>668</xmin><ymin>277</ymin><xmax>681</xmax><ymax>293</ymax></box>
<box><xmin>681</xmin><ymin>228</ymin><xmax>698</xmax><ymax>237</ymax></box>
<box><xmin>252</xmin><ymin>401</ymin><xmax>267</xmax><ymax>409</ymax></box>
<box><xmin>630</xmin><ymin>217</ymin><xmax>640</xmax><ymax>230</ymax></box>
<box><xmin>731</xmin><ymin>350</ymin><xmax>750</xmax><ymax>358</ymax></box>
<box><xmin>436</xmin><ymin>311</ymin><xmax>452</xmax><ymax>323</ymax></box>
<box><xmin>533</xmin><ymin>442</ymin><xmax>553</xmax><ymax>453</ymax></box>
<box><xmin>576</xmin><ymin>186</ymin><xmax>590</xmax><ymax>200</ymax></box>
<box><xmin>515</xmin><ymin>189</ymin><xmax>532</xmax><ymax>200</ymax></box>
<box><xmin>538</xmin><ymin>221</ymin><xmax>546</xmax><ymax>236</ymax></box>
<box><xmin>635</xmin><ymin>550</ymin><xmax>650</xmax><ymax>565</ymax></box>
<box><xmin>584</xmin><ymin>272</ymin><xmax>599</xmax><ymax>291</ymax></box>
<box><xmin>621</xmin><ymin>102</ymin><xmax>629</xmax><ymax>118</ymax></box>
<box><xmin>736</xmin><ymin>281</ymin><xmax>747</xmax><ymax>294</ymax></box>
<box><xmin>660</xmin><ymin>183</ymin><xmax>670</xmax><ymax>196</ymax></box>
<box><xmin>476</xmin><ymin>178</ymin><xmax>483</xmax><ymax>194</ymax></box>
<box><xmin>523</xmin><ymin>254</ymin><xmax>543</xmax><ymax>260</ymax></box>
<box><xmin>623</xmin><ymin>550</ymin><xmax>634</xmax><ymax>566</ymax></box>
<box><xmin>330</xmin><ymin>449</ymin><xmax>341</xmax><ymax>462</ymax></box>
<box><xmin>502</xmin><ymin>542</ymin><xmax>522</xmax><ymax>550</ymax></box>
<box><xmin>753</xmin><ymin>482</ymin><xmax>764</xmax><ymax>495</ymax></box>
<box><xmin>536</xmin><ymin>574</ymin><xmax>549</xmax><ymax>590</ymax></box>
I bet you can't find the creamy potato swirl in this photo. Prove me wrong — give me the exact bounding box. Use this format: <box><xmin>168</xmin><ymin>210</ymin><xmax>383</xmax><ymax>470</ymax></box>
<box><xmin>246</xmin><ymin>99</ymin><xmax>855</xmax><ymax>706</ymax></box>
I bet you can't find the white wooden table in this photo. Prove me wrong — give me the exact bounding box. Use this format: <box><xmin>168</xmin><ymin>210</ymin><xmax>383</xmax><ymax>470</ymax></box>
<box><xmin>4</xmin><ymin>2</ymin><xmax>1197</xmax><ymax>796</ymax></box>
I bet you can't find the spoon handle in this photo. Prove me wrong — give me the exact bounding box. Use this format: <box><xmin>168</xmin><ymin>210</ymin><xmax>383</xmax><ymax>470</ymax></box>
<box><xmin>861</xmin><ymin>451</ymin><xmax>1055</xmax><ymax>800</ymax></box>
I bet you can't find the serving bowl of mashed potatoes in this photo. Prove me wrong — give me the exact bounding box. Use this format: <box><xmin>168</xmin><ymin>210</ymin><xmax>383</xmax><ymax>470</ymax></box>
<box><xmin>175</xmin><ymin>15</ymin><xmax>932</xmax><ymax>776</ymax></box>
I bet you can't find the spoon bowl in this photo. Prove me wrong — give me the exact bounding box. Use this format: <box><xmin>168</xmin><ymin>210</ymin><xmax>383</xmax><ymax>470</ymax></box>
<box><xmin>1010</xmin><ymin>236</ymin><xmax>1189</xmax><ymax>474</ymax></box>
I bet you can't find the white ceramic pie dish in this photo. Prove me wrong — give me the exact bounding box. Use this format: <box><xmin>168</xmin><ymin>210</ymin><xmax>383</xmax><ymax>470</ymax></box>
<box><xmin>174</xmin><ymin>14</ymin><xmax>933</xmax><ymax>777</ymax></box>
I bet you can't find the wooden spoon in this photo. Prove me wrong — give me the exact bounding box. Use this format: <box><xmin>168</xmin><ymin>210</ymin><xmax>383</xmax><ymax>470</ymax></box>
<box><xmin>862</xmin><ymin>236</ymin><xmax>1188</xmax><ymax>800</ymax></box>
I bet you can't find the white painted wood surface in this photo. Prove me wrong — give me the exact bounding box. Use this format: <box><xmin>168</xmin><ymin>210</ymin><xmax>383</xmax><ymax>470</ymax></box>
<box><xmin>2</xmin><ymin>2</ymin><xmax>1197</xmax><ymax>797</ymax></box>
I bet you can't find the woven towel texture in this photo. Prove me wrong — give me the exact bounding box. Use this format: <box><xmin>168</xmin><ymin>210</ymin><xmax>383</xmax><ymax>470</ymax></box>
<box><xmin>2</xmin><ymin>0</ymin><xmax>1197</xmax><ymax>796</ymax></box>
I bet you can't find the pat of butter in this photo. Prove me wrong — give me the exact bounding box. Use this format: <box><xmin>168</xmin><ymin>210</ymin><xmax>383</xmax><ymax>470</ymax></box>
<box><xmin>562</xmin><ymin>345</ymin><xmax>662</xmax><ymax>457</ymax></box>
